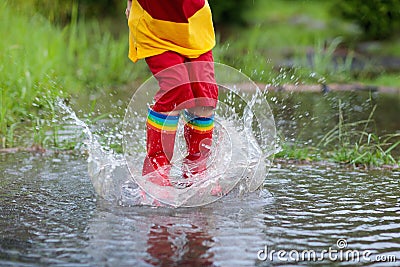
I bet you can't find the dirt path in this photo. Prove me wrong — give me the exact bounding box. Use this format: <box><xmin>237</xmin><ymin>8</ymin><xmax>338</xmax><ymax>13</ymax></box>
<box><xmin>229</xmin><ymin>82</ymin><xmax>400</xmax><ymax>94</ymax></box>
<box><xmin>263</xmin><ymin>83</ymin><xmax>400</xmax><ymax>94</ymax></box>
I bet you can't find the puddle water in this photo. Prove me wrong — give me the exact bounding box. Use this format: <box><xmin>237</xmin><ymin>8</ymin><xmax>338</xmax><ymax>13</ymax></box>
<box><xmin>1</xmin><ymin>78</ymin><xmax>399</xmax><ymax>265</ymax></box>
<box><xmin>1</xmin><ymin>153</ymin><xmax>399</xmax><ymax>266</ymax></box>
<box><xmin>267</xmin><ymin>90</ymin><xmax>400</xmax><ymax>154</ymax></box>
<box><xmin>71</xmin><ymin>89</ymin><xmax>400</xmax><ymax>157</ymax></box>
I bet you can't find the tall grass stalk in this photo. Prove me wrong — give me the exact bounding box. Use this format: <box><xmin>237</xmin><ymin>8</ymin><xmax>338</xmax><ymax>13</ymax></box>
<box><xmin>294</xmin><ymin>37</ymin><xmax>355</xmax><ymax>84</ymax></box>
<box><xmin>0</xmin><ymin>1</ymin><xmax>146</xmax><ymax>148</ymax></box>
<box><xmin>317</xmin><ymin>103</ymin><xmax>399</xmax><ymax>167</ymax></box>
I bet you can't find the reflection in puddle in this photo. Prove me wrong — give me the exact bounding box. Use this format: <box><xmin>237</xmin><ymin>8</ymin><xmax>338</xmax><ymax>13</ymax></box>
<box><xmin>1</xmin><ymin>153</ymin><xmax>399</xmax><ymax>266</ymax></box>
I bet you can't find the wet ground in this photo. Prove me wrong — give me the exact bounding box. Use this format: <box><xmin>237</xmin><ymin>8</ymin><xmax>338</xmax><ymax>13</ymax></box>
<box><xmin>0</xmin><ymin>81</ymin><xmax>399</xmax><ymax>266</ymax></box>
<box><xmin>1</xmin><ymin>152</ymin><xmax>399</xmax><ymax>266</ymax></box>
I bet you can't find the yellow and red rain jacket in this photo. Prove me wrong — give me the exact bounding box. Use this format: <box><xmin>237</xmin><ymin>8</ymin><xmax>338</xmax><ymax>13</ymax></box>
<box><xmin>127</xmin><ymin>0</ymin><xmax>216</xmax><ymax>62</ymax></box>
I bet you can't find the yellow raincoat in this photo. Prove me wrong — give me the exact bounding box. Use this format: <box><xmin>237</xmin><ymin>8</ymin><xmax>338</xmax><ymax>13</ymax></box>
<box><xmin>127</xmin><ymin>0</ymin><xmax>216</xmax><ymax>62</ymax></box>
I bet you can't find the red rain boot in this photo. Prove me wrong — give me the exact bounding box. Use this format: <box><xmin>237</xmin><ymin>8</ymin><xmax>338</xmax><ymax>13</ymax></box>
<box><xmin>182</xmin><ymin>123</ymin><xmax>213</xmax><ymax>178</ymax></box>
<box><xmin>142</xmin><ymin>110</ymin><xmax>178</xmax><ymax>186</ymax></box>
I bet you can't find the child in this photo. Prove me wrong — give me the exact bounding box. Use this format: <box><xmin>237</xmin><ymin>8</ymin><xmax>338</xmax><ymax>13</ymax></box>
<box><xmin>126</xmin><ymin>0</ymin><xmax>219</xmax><ymax>186</ymax></box>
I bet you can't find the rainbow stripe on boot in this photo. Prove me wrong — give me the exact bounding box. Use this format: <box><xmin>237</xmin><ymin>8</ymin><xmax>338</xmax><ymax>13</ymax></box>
<box><xmin>182</xmin><ymin>110</ymin><xmax>214</xmax><ymax>178</ymax></box>
<box><xmin>143</xmin><ymin>108</ymin><xmax>180</xmax><ymax>186</ymax></box>
<box><xmin>146</xmin><ymin>109</ymin><xmax>180</xmax><ymax>133</ymax></box>
<box><xmin>183</xmin><ymin>110</ymin><xmax>214</xmax><ymax>134</ymax></box>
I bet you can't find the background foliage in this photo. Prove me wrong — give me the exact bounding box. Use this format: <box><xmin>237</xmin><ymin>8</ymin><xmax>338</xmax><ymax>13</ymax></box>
<box><xmin>208</xmin><ymin>0</ymin><xmax>252</xmax><ymax>26</ymax></box>
<box><xmin>14</xmin><ymin>0</ymin><xmax>253</xmax><ymax>26</ymax></box>
<box><xmin>2</xmin><ymin>0</ymin><xmax>400</xmax><ymax>152</ymax></box>
<box><xmin>332</xmin><ymin>0</ymin><xmax>400</xmax><ymax>40</ymax></box>
<box><xmin>11</xmin><ymin>0</ymin><xmax>125</xmax><ymax>22</ymax></box>
<box><xmin>14</xmin><ymin>0</ymin><xmax>400</xmax><ymax>40</ymax></box>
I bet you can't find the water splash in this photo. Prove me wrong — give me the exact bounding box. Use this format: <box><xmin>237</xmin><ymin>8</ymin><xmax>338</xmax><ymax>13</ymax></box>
<box><xmin>57</xmin><ymin>99</ymin><xmax>146</xmax><ymax>205</ymax></box>
<box><xmin>57</xmin><ymin>88</ymin><xmax>276</xmax><ymax>208</ymax></box>
<box><xmin>122</xmin><ymin>63</ymin><xmax>277</xmax><ymax>207</ymax></box>
<box><xmin>55</xmin><ymin>64</ymin><xmax>277</xmax><ymax>207</ymax></box>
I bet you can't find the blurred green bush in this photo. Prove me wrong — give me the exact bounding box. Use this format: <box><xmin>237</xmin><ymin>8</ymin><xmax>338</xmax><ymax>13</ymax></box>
<box><xmin>333</xmin><ymin>0</ymin><xmax>400</xmax><ymax>40</ymax></box>
<box><xmin>208</xmin><ymin>0</ymin><xmax>251</xmax><ymax>26</ymax></box>
<box><xmin>11</xmin><ymin>0</ymin><xmax>250</xmax><ymax>26</ymax></box>
<box><xmin>10</xmin><ymin>0</ymin><xmax>73</xmax><ymax>23</ymax></box>
<box><xmin>10</xmin><ymin>0</ymin><xmax>124</xmax><ymax>24</ymax></box>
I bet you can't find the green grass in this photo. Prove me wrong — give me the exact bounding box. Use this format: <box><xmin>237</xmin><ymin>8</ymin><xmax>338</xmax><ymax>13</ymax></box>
<box><xmin>0</xmin><ymin>1</ymin><xmax>147</xmax><ymax>148</ymax></box>
<box><xmin>277</xmin><ymin>132</ymin><xmax>400</xmax><ymax>168</ymax></box>
<box><xmin>216</xmin><ymin>1</ymin><xmax>355</xmax><ymax>79</ymax></box>
<box><xmin>1</xmin><ymin>0</ymin><xmax>399</xmax><ymax>169</ymax></box>
<box><xmin>365</xmin><ymin>74</ymin><xmax>400</xmax><ymax>88</ymax></box>
<box><xmin>1</xmin><ymin>2</ymin><xmax>63</xmax><ymax>147</ymax></box>
<box><xmin>276</xmin><ymin>101</ymin><xmax>400</xmax><ymax>168</ymax></box>
<box><xmin>215</xmin><ymin>0</ymin><xmax>400</xmax><ymax>88</ymax></box>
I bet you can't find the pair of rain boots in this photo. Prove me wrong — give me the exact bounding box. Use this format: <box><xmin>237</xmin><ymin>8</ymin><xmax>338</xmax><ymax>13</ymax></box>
<box><xmin>142</xmin><ymin>108</ymin><xmax>214</xmax><ymax>186</ymax></box>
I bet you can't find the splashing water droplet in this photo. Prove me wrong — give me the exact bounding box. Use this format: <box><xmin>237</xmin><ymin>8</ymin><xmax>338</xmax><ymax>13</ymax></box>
<box><xmin>54</xmin><ymin>63</ymin><xmax>277</xmax><ymax>208</ymax></box>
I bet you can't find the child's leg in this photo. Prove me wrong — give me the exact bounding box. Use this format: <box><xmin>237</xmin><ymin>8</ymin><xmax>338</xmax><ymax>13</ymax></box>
<box><xmin>145</xmin><ymin>51</ymin><xmax>195</xmax><ymax>112</ymax></box>
<box><xmin>182</xmin><ymin>50</ymin><xmax>219</xmax><ymax>177</ymax></box>
<box><xmin>142</xmin><ymin>108</ymin><xmax>179</xmax><ymax>186</ymax></box>
<box><xmin>187</xmin><ymin>50</ymin><xmax>218</xmax><ymax>108</ymax></box>
<box><xmin>182</xmin><ymin>109</ymin><xmax>214</xmax><ymax>178</ymax></box>
<box><xmin>143</xmin><ymin>51</ymin><xmax>195</xmax><ymax>184</ymax></box>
